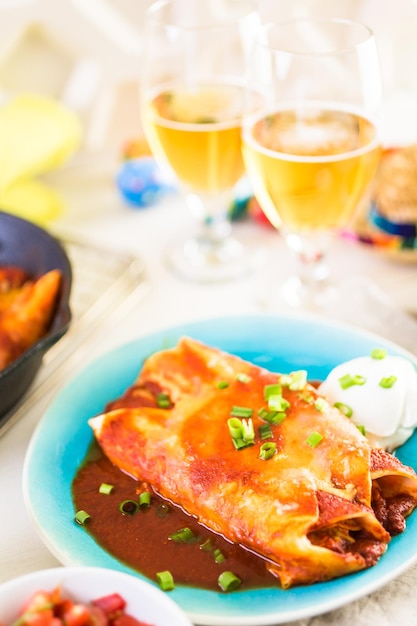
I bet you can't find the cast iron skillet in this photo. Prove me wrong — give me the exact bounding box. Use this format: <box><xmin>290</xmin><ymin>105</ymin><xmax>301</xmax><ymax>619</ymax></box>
<box><xmin>0</xmin><ymin>211</ymin><xmax>72</xmax><ymax>418</ymax></box>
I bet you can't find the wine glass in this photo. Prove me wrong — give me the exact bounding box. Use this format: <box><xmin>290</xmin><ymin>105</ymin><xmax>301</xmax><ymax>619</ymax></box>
<box><xmin>242</xmin><ymin>16</ymin><xmax>382</xmax><ymax>307</ymax></box>
<box><xmin>140</xmin><ymin>0</ymin><xmax>262</xmax><ymax>282</ymax></box>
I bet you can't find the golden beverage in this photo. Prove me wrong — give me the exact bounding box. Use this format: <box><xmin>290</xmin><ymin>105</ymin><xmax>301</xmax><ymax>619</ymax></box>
<box><xmin>242</xmin><ymin>108</ymin><xmax>381</xmax><ymax>231</ymax></box>
<box><xmin>143</xmin><ymin>84</ymin><xmax>245</xmax><ymax>193</ymax></box>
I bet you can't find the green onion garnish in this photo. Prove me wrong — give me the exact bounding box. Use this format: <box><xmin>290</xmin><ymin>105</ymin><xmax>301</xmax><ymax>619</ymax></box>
<box><xmin>306</xmin><ymin>431</ymin><xmax>323</xmax><ymax>448</ymax></box>
<box><xmin>232</xmin><ymin>438</ymin><xmax>252</xmax><ymax>450</ymax></box>
<box><xmin>281</xmin><ymin>370</ymin><xmax>307</xmax><ymax>390</ymax></box>
<box><xmin>259</xmin><ymin>442</ymin><xmax>277</xmax><ymax>460</ymax></box>
<box><xmin>334</xmin><ymin>402</ymin><xmax>353</xmax><ymax>418</ymax></box>
<box><xmin>228</xmin><ymin>417</ymin><xmax>254</xmax><ymax>440</ymax></box>
<box><xmin>314</xmin><ymin>397</ymin><xmax>328</xmax><ymax>412</ymax></box>
<box><xmin>99</xmin><ymin>483</ymin><xmax>114</xmax><ymax>495</ymax></box>
<box><xmin>139</xmin><ymin>491</ymin><xmax>151</xmax><ymax>508</ymax></box>
<box><xmin>217</xmin><ymin>380</ymin><xmax>229</xmax><ymax>389</ymax></box>
<box><xmin>339</xmin><ymin>373</ymin><xmax>366</xmax><ymax>389</ymax></box>
<box><xmin>264</xmin><ymin>383</ymin><xmax>282</xmax><ymax>400</ymax></box>
<box><xmin>357</xmin><ymin>424</ymin><xmax>366</xmax><ymax>436</ymax></box>
<box><xmin>200</xmin><ymin>538</ymin><xmax>214</xmax><ymax>552</ymax></box>
<box><xmin>157</xmin><ymin>392</ymin><xmax>171</xmax><ymax>408</ymax></box>
<box><xmin>267</xmin><ymin>394</ymin><xmax>290</xmax><ymax>412</ymax></box>
<box><xmin>379</xmin><ymin>375</ymin><xmax>397</xmax><ymax>389</ymax></box>
<box><xmin>236</xmin><ymin>373</ymin><xmax>251</xmax><ymax>383</ymax></box>
<box><xmin>258</xmin><ymin>407</ymin><xmax>287</xmax><ymax>425</ymax></box>
<box><xmin>74</xmin><ymin>509</ymin><xmax>91</xmax><ymax>525</ymax></box>
<box><xmin>169</xmin><ymin>527</ymin><xmax>197</xmax><ymax>543</ymax></box>
<box><xmin>227</xmin><ymin>417</ymin><xmax>244</xmax><ymax>439</ymax></box>
<box><xmin>230</xmin><ymin>405</ymin><xmax>253</xmax><ymax>418</ymax></box>
<box><xmin>372</xmin><ymin>348</ymin><xmax>387</xmax><ymax>359</ymax></box>
<box><xmin>227</xmin><ymin>417</ymin><xmax>255</xmax><ymax>449</ymax></box>
<box><xmin>218</xmin><ymin>571</ymin><xmax>242</xmax><ymax>592</ymax></box>
<box><xmin>156</xmin><ymin>570</ymin><xmax>175</xmax><ymax>591</ymax></box>
<box><xmin>298</xmin><ymin>392</ymin><xmax>314</xmax><ymax>405</ymax></box>
<box><xmin>213</xmin><ymin>548</ymin><xmax>226</xmax><ymax>563</ymax></box>
<box><xmin>156</xmin><ymin>503</ymin><xmax>170</xmax><ymax>518</ymax></box>
<box><xmin>259</xmin><ymin>423</ymin><xmax>273</xmax><ymax>440</ymax></box>
<box><xmin>118</xmin><ymin>499</ymin><xmax>139</xmax><ymax>515</ymax></box>
<box><xmin>241</xmin><ymin>418</ymin><xmax>255</xmax><ymax>441</ymax></box>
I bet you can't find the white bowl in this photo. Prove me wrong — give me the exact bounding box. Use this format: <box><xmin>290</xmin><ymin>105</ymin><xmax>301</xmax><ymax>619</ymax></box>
<box><xmin>0</xmin><ymin>566</ymin><xmax>193</xmax><ymax>626</ymax></box>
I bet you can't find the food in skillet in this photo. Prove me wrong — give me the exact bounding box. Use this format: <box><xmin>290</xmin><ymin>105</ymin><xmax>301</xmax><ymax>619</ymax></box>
<box><xmin>0</xmin><ymin>266</ymin><xmax>62</xmax><ymax>370</ymax></box>
<box><xmin>89</xmin><ymin>338</ymin><xmax>417</xmax><ymax>589</ymax></box>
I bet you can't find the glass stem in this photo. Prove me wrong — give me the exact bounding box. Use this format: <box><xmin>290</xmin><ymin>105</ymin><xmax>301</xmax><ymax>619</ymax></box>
<box><xmin>187</xmin><ymin>190</ymin><xmax>232</xmax><ymax>249</ymax></box>
<box><xmin>283</xmin><ymin>230</ymin><xmax>332</xmax><ymax>305</ymax></box>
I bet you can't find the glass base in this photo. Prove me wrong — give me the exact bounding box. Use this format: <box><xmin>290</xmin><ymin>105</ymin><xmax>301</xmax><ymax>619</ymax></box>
<box><xmin>166</xmin><ymin>232</ymin><xmax>266</xmax><ymax>282</ymax></box>
<box><xmin>281</xmin><ymin>275</ymin><xmax>338</xmax><ymax>309</ymax></box>
<box><xmin>257</xmin><ymin>273</ymin><xmax>339</xmax><ymax>313</ymax></box>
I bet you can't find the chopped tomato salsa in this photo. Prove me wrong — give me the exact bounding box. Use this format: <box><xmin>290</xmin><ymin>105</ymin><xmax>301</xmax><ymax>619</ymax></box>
<box><xmin>3</xmin><ymin>588</ymin><xmax>154</xmax><ymax>626</ymax></box>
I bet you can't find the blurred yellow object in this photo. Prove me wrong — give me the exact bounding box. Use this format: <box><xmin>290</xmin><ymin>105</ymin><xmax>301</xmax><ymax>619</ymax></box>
<box><xmin>0</xmin><ymin>178</ymin><xmax>64</xmax><ymax>225</ymax></box>
<box><xmin>0</xmin><ymin>93</ymin><xmax>82</xmax><ymax>224</ymax></box>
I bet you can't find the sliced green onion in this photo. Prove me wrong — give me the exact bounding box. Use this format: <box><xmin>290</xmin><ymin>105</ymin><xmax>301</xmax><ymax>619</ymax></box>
<box><xmin>156</xmin><ymin>570</ymin><xmax>175</xmax><ymax>591</ymax></box>
<box><xmin>200</xmin><ymin>538</ymin><xmax>214</xmax><ymax>552</ymax></box>
<box><xmin>218</xmin><ymin>571</ymin><xmax>242</xmax><ymax>592</ymax></box>
<box><xmin>281</xmin><ymin>370</ymin><xmax>307</xmax><ymax>390</ymax></box>
<box><xmin>241</xmin><ymin>418</ymin><xmax>255</xmax><ymax>441</ymax></box>
<box><xmin>75</xmin><ymin>509</ymin><xmax>91</xmax><ymax>525</ymax></box>
<box><xmin>372</xmin><ymin>348</ymin><xmax>387</xmax><ymax>360</ymax></box>
<box><xmin>357</xmin><ymin>424</ymin><xmax>366</xmax><ymax>436</ymax></box>
<box><xmin>227</xmin><ymin>417</ymin><xmax>255</xmax><ymax>449</ymax></box>
<box><xmin>259</xmin><ymin>442</ymin><xmax>277</xmax><ymax>460</ymax></box>
<box><xmin>258</xmin><ymin>408</ymin><xmax>286</xmax><ymax>425</ymax></box>
<box><xmin>213</xmin><ymin>548</ymin><xmax>226</xmax><ymax>563</ymax></box>
<box><xmin>339</xmin><ymin>373</ymin><xmax>354</xmax><ymax>389</ymax></box>
<box><xmin>230</xmin><ymin>405</ymin><xmax>253</xmax><ymax>418</ymax></box>
<box><xmin>236</xmin><ymin>373</ymin><xmax>251</xmax><ymax>383</ymax></box>
<box><xmin>379</xmin><ymin>375</ymin><xmax>397</xmax><ymax>389</ymax></box>
<box><xmin>299</xmin><ymin>392</ymin><xmax>314</xmax><ymax>405</ymax></box>
<box><xmin>264</xmin><ymin>383</ymin><xmax>282</xmax><ymax>400</ymax></box>
<box><xmin>232</xmin><ymin>438</ymin><xmax>249</xmax><ymax>450</ymax></box>
<box><xmin>139</xmin><ymin>491</ymin><xmax>151</xmax><ymax>508</ymax></box>
<box><xmin>259</xmin><ymin>423</ymin><xmax>273</xmax><ymax>440</ymax></box>
<box><xmin>314</xmin><ymin>397</ymin><xmax>329</xmax><ymax>412</ymax></box>
<box><xmin>258</xmin><ymin>407</ymin><xmax>270</xmax><ymax>420</ymax></box>
<box><xmin>228</xmin><ymin>417</ymin><xmax>244</xmax><ymax>439</ymax></box>
<box><xmin>306</xmin><ymin>431</ymin><xmax>323</xmax><ymax>448</ymax></box>
<box><xmin>267</xmin><ymin>394</ymin><xmax>290</xmax><ymax>412</ymax></box>
<box><xmin>271</xmin><ymin>412</ymin><xmax>287</xmax><ymax>424</ymax></box>
<box><xmin>169</xmin><ymin>527</ymin><xmax>197</xmax><ymax>543</ymax></box>
<box><xmin>339</xmin><ymin>373</ymin><xmax>366</xmax><ymax>389</ymax></box>
<box><xmin>156</xmin><ymin>392</ymin><xmax>171</xmax><ymax>408</ymax></box>
<box><xmin>99</xmin><ymin>482</ymin><xmax>114</xmax><ymax>495</ymax></box>
<box><xmin>118</xmin><ymin>499</ymin><xmax>139</xmax><ymax>515</ymax></box>
<box><xmin>156</xmin><ymin>503</ymin><xmax>170</xmax><ymax>518</ymax></box>
<box><xmin>334</xmin><ymin>402</ymin><xmax>353</xmax><ymax>418</ymax></box>
<box><xmin>217</xmin><ymin>380</ymin><xmax>229</xmax><ymax>389</ymax></box>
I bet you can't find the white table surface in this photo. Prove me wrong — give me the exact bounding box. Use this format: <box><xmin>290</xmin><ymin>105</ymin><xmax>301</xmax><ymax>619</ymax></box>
<box><xmin>1</xmin><ymin>159</ymin><xmax>417</xmax><ymax>626</ymax></box>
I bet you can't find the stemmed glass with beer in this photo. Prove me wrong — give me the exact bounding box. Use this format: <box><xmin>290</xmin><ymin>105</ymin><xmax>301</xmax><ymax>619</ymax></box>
<box><xmin>242</xmin><ymin>16</ymin><xmax>382</xmax><ymax>307</ymax></box>
<box><xmin>141</xmin><ymin>0</ymin><xmax>260</xmax><ymax>282</ymax></box>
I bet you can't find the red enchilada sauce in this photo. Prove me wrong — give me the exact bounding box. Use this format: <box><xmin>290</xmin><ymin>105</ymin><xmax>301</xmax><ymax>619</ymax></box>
<box><xmin>72</xmin><ymin>377</ymin><xmax>413</xmax><ymax>591</ymax></box>
<box><xmin>72</xmin><ymin>441</ymin><xmax>276</xmax><ymax>591</ymax></box>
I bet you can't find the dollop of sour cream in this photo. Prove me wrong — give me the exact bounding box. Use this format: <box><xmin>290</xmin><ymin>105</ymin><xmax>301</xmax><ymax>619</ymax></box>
<box><xmin>318</xmin><ymin>349</ymin><xmax>417</xmax><ymax>450</ymax></box>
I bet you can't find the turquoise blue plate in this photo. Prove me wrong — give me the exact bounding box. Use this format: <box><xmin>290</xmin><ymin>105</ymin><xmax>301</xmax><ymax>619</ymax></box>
<box><xmin>23</xmin><ymin>314</ymin><xmax>417</xmax><ymax>626</ymax></box>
